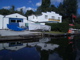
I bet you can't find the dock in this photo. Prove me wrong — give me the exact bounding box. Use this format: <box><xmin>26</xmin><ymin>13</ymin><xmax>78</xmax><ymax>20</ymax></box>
<box><xmin>43</xmin><ymin>33</ymin><xmax>76</xmax><ymax>37</ymax></box>
<box><xmin>0</xmin><ymin>30</ymin><xmax>79</xmax><ymax>41</ymax></box>
<box><xmin>0</xmin><ymin>30</ymin><xmax>42</xmax><ymax>41</ymax></box>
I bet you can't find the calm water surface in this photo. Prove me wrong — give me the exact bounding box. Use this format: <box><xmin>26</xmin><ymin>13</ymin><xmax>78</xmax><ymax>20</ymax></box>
<box><xmin>0</xmin><ymin>35</ymin><xmax>80</xmax><ymax>60</ymax></box>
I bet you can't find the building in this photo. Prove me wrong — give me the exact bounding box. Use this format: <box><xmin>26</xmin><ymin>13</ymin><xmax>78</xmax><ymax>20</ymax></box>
<box><xmin>0</xmin><ymin>13</ymin><xmax>27</xmax><ymax>29</ymax></box>
<box><xmin>28</xmin><ymin>11</ymin><xmax>62</xmax><ymax>24</ymax></box>
<box><xmin>0</xmin><ymin>13</ymin><xmax>51</xmax><ymax>31</ymax></box>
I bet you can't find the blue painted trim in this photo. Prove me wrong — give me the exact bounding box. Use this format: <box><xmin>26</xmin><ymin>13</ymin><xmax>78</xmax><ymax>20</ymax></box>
<box><xmin>48</xmin><ymin>21</ymin><xmax>59</xmax><ymax>23</ymax></box>
<box><xmin>9</xmin><ymin>18</ymin><xmax>23</xmax><ymax>24</ymax></box>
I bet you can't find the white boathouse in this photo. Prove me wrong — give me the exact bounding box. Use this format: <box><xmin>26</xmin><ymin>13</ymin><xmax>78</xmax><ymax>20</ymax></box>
<box><xmin>0</xmin><ymin>13</ymin><xmax>27</xmax><ymax>29</ymax></box>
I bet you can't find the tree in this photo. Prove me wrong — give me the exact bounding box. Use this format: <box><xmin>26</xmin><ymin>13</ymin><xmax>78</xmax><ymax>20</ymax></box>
<box><xmin>36</xmin><ymin>0</ymin><xmax>57</xmax><ymax>14</ymax></box>
<box><xmin>63</xmin><ymin>0</ymin><xmax>77</xmax><ymax>18</ymax></box>
<box><xmin>75</xmin><ymin>15</ymin><xmax>80</xmax><ymax>24</ymax></box>
<box><xmin>36</xmin><ymin>6</ymin><xmax>42</xmax><ymax>15</ymax></box>
<box><xmin>25</xmin><ymin>10</ymin><xmax>34</xmax><ymax>17</ymax></box>
<box><xmin>57</xmin><ymin>0</ymin><xmax>78</xmax><ymax>23</ymax></box>
<box><xmin>48</xmin><ymin>5</ymin><xmax>57</xmax><ymax>12</ymax></box>
<box><xmin>0</xmin><ymin>9</ymin><xmax>10</xmax><ymax>15</ymax></box>
<box><xmin>41</xmin><ymin>0</ymin><xmax>50</xmax><ymax>7</ymax></box>
<box><xmin>57</xmin><ymin>3</ymin><xmax>64</xmax><ymax>15</ymax></box>
<box><xmin>10</xmin><ymin>5</ymin><xmax>15</xmax><ymax>13</ymax></box>
<box><xmin>57</xmin><ymin>3</ymin><xmax>67</xmax><ymax>22</ymax></box>
<box><xmin>40</xmin><ymin>0</ymin><xmax>51</xmax><ymax>12</ymax></box>
<box><xmin>19</xmin><ymin>8</ymin><xmax>24</xmax><ymax>15</ymax></box>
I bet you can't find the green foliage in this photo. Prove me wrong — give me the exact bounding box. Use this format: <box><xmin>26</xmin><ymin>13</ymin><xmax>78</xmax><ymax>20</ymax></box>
<box><xmin>19</xmin><ymin>8</ymin><xmax>24</xmax><ymax>15</ymax></box>
<box><xmin>47</xmin><ymin>5</ymin><xmax>58</xmax><ymax>12</ymax></box>
<box><xmin>0</xmin><ymin>5</ymin><xmax>24</xmax><ymax>15</ymax></box>
<box><xmin>73</xmin><ymin>23</ymin><xmax>80</xmax><ymax>29</ymax></box>
<box><xmin>10</xmin><ymin>5</ymin><xmax>15</xmax><ymax>13</ymax></box>
<box><xmin>62</xmin><ymin>0</ymin><xmax>78</xmax><ymax>21</ymax></box>
<box><xmin>46</xmin><ymin>23</ymin><xmax>69</xmax><ymax>32</ymax></box>
<box><xmin>36</xmin><ymin>6</ymin><xmax>42</xmax><ymax>14</ymax></box>
<box><xmin>41</xmin><ymin>0</ymin><xmax>50</xmax><ymax>8</ymax></box>
<box><xmin>0</xmin><ymin>9</ymin><xmax>11</xmax><ymax>15</ymax></box>
<box><xmin>25</xmin><ymin>10</ymin><xmax>34</xmax><ymax>17</ymax></box>
<box><xmin>57</xmin><ymin>3</ymin><xmax>65</xmax><ymax>16</ymax></box>
<box><xmin>41</xmin><ymin>0</ymin><xmax>51</xmax><ymax>12</ymax></box>
<box><xmin>57</xmin><ymin>0</ymin><xmax>78</xmax><ymax>23</ymax></box>
<box><xmin>75</xmin><ymin>16</ymin><xmax>80</xmax><ymax>24</ymax></box>
<box><xmin>36</xmin><ymin>0</ymin><xmax>58</xmax><ymax>12</ymax></box>
<box><xmin>63</xmin><ymin>0</ymin><xmax>77</xmax><ymax>15</ymax></box>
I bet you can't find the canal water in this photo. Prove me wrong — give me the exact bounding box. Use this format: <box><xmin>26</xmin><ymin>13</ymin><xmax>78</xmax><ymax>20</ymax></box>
<box><xmin>0</xmin><ymin>35</ymin><xmax>80</xmax><ymax>60</ymax></box>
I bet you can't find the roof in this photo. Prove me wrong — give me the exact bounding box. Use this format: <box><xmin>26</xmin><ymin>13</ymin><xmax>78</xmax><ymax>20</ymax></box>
<box><xmin>0</xmin><ymin>14</ymin><xmax>4</xmax><ymax>17</ymax></box>
<box><xmin>5</xmin><ymin>13</ymin><xmax>26</xmax><ymax>18</ymax></box>
<box><xmin>29</xmin><ymin>11</ymin><xmax>62</xmax><ymax>17</ymax></box>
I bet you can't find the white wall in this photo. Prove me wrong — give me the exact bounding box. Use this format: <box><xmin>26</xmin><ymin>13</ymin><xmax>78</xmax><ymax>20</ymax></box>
<box><xmin>0</xmin><ymin>15</ymin><xmax>3</xmax><ymax>29</ymax></box>
<box><xmin>28</xmin><ymin>15</ymin><xmax>38</xmax><ymax>22</ymax></box>
<box><xmin>23</xmin><ymin>18</ymin><xmax>27</xmax><ymax>23</ymax></box>
<box><xmin>3</xmin><ymin>18</ymin><xmax>9</xmax><ymax>29</ymax></box>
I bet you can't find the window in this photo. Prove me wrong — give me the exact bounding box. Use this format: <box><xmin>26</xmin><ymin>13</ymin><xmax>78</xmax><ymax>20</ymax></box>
<box><xmin>11</xmin><ymin>20</ymin><xmax>16</xmax><ymax>23</ymax></box>
<box><xmin>10</xmin><ymin>20</ymin><xmax>22</xmax><ymax>23</ymax></box>
<box><xmin>58</xmin><ymin>17</ymin><xmax>60</xmax><ymax>20</ymax></box>
<box><xmin>17</xmin><ymin>20</ymin><xmax>22</xmax><ymax>23</ymax></box>
<box><xmin>9</xmin><ymin>18</ymin><xmax>23</xmax><ymax>23</ymax></box>
<box><xmin>52</xmin><ymin>16</ymin><xmax>55</xmax><ymax>19</ymax></box>
<box><xmin>45</xmin><ymin>15</ymin><xmax>48</xmax><ymax>19</ymax></box>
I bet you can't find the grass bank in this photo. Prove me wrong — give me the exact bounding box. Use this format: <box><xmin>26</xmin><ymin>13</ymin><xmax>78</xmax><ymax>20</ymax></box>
<box><xmin>45</xmin><ymin>31</ymin><xmax>65</xmax><ymax>34</ymax></box>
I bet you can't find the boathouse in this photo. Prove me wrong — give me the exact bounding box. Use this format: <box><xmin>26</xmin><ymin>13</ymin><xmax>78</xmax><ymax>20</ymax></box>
<box><xmin>0</xmin><ymin>13</ymin><xmax>27</xmax><ymax>29</ymax></box>
<box><xmin>28</xmin><ymin>11</ymin><xmax>62</xmax><ymax>23</ymax></box>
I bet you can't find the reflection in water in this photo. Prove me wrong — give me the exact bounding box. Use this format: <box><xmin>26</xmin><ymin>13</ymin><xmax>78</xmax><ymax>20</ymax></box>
<box><xmin>0</xmin><ymin>37</ymin><xmax>59</xmax><ymax>60</ymax></box>
<box><xmin>36</xmin><ymin>43</ymin><xmax>59</xmax><ymax>50</ymax></box>
<box><xmin>0</xmin><ymin>42</ymin><xmax>27</xmax><ymax>51</ymax></box>
<box><xmin>0</xmin><ymin>35</ymin><xmax>80</xmax><ymax>60</ymax></box>
<box><xmin>75</xmin><ymin>36</ymin><xmax>80</xmax><ymax>60</ymax></box>
<box><xmin>63</xmin><ymin>35</ymin><xmax>80</xmax><ymax>60</ymax></box>
<box><xmin>65</xmin><ymin>42</ymin><xmax>76</xmax><ymax>60</ymax></box>
<box><xmin>61</xmin><ymin>35</ymin><xmax>76</xmax><ymax>60</ymax></box>
<box><xmin>27</xmin><ymin>38</ymin><xmax>59</xmax><ymax>51</ymax></box>
<box><xmin>49</xmin><ymin>52</ymin><xmax>63</xmax><ymax>60</ymax></box>
<box><xmin>0</xmin><ymin>47</ymin><xmax>40</xmax><ymax>60</ymax></box>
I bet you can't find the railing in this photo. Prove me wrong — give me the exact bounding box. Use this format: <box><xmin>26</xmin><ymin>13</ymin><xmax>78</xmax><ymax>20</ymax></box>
<box><xmin>48</xmin><ymin>19</ymin><xmax>60</xmax><ymax>22</ymax></box>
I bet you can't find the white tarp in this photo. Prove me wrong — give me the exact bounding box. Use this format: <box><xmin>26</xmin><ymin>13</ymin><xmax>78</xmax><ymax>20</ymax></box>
<box><xmin>28</xmin><ymin>23</ymin><xmax>51</xmax><ymax>31</ymax></box>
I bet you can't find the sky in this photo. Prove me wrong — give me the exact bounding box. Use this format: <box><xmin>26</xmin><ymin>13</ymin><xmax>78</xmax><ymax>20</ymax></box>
<box><xmin>0</xmin><ymin>0</ymin><xmax>80</xmax><ymax>14</ymax></box>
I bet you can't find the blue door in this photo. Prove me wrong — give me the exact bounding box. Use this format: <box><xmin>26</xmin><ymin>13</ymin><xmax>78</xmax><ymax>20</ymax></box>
<box><xmin>9</xmin><ymin>18</ymin><xmax>23</xmax><ymax>24</ymax></box>
<box><xmin>7</xmin><ymin>18</ymin><xmax>25</xmax><ymax>31</ymax></box>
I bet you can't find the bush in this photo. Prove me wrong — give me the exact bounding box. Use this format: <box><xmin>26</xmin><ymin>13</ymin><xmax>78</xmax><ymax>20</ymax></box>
<box><xmin>46</xmin><ymin>22</ymin><xmax>69</xmax><ymax>32</ymax></box>
<box><xmin>73</xmin><ymin>23</ymin><xmax>80</xmax><ymax>29</ymax></box>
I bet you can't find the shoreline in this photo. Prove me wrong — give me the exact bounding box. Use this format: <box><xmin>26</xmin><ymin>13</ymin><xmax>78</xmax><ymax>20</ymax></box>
<box><xmin>0</xmin><ymin>30</ymin><xmax>79</xmax><ymax>41</ymax></box>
